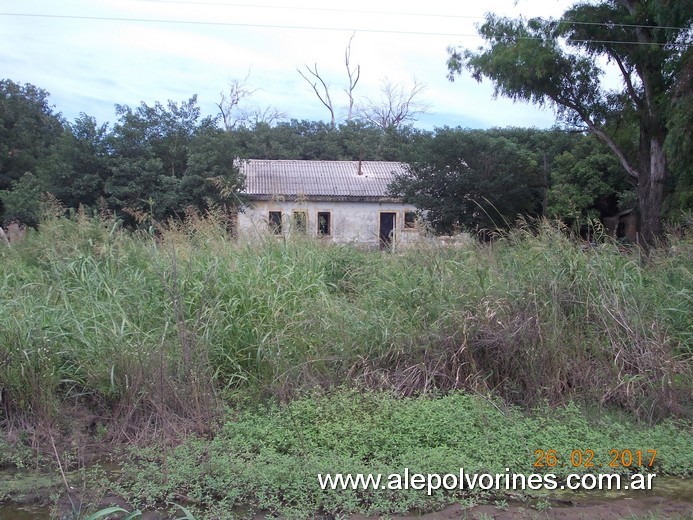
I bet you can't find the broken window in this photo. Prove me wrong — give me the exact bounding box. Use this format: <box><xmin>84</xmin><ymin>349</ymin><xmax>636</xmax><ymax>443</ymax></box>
<box><xmin>268</xmin><ymin>211</ymin><xmax>282</xmax><ymax>234</ymax></box>
<box><xmin>404</xmin><ymin>211</ymin><xmax>417</xmax><ymax>229</ymax></box>
<box><xmin>317</xmin><ymin>211</ymin><xmax>331</xmax><ymax>236</ymax></box>
<box><xmin>293</xmin><ymin>211</ymin><xmax>307</xmax><ymax>234</ymax></box>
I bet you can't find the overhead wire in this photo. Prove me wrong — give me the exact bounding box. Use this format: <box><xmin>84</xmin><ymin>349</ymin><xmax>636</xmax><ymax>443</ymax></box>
<box><xmin>134</xmin><ymin>0</ymin><xmax>490</xmax><ymax>22</ymax></box>
<box><xmin>0</xmin><ymin>10</ymin><xmax>689</xmax><ymax>47</ymax></box>
<box><xmin>133</xmin><ymin>0</ymin><xmax>692</xmax><ymax>32</ymax></box>
<box><xmin>5</xmin><ymin>12</ymin><xmax>479</xmax><ymax>37</ymax></box>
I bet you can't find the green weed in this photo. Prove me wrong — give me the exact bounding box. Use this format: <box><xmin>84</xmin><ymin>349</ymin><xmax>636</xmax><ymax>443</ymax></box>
<box><xmin>106</xmin><ymin>390</ymin><xmax>692</xmax><ymax>518</ymax></box>
<box><xmin>0</xmin><ymin>212</ymin><xmax>690</xmax><ymax>464</ymax></box>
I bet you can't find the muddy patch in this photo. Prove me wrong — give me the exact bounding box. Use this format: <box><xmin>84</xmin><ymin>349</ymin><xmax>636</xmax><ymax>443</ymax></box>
<box><xmin>2</xmin><ymin>468</ymin><xmax>692</xmax><ymax>519</ymax></box>
<box><xmin>399</xmin><ymin>497</ymin><xmax>693</xmax><ymax>519</ymax></box>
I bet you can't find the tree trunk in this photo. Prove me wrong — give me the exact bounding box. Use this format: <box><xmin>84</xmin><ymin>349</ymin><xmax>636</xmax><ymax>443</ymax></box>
<box><xmin>637</xmin><ymin>131</ymin><xmax>667</xmax><ymax>245</ymax></box>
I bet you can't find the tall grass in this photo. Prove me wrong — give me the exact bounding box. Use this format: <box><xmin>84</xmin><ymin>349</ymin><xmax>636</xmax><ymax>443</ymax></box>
<box><xmin>0</xmin><ymin>213</ymin><xmax>690</xmax><ymax>441</ymax></box>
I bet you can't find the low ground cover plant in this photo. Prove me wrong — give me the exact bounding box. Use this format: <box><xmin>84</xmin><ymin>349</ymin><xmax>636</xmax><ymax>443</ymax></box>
<box><xmin>110</xmin><ymin>390</ymin><xmax>692</xmax><ymax>519</ymax></box>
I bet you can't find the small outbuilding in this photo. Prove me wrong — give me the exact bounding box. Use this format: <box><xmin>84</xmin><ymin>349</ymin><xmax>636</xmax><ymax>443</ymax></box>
<box><xmin>236</xmin><ymin>159</ymin><xmax>420</xmax><ymax>249</ymax></box>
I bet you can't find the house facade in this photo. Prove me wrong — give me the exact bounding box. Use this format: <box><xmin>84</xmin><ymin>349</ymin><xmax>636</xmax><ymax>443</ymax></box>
<box><xmin>236</xmin><ymin>159</ymin><xmax>420</xmax><ymax>249</ymax></box>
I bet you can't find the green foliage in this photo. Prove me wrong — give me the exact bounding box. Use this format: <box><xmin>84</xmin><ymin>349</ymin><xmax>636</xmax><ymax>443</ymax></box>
<box><xmin>0</xmin><ymin>80</ymin><xmax>64</xmax><ymax>191</ymax></box>
<box><xmin>227</xmin><ymin>119</ymin><xmax>427</xmax><ymax>162</ymax></box>
<box><xmin>448</xmin><ymin>0</ymin><xmax>693</xmax><ymax>242</ymax></box>
<box><xmin>106</xmin><ymin>97</ymin><xmax>243</xmax><ymax>225</ymax></box>
<box><xmin>1</xmin><ymin>76</ymin><xmax>689</xmax><ymax>234</ymax></box>
<box><xmin>83</xmin><ymin>506</ymin><xmax>141</xmax><ymax>520</ymax></box>
<box><xmin>664</xmin><ymin>50</ymin><xmax>693</xmax><ymax>217</ymax></box>
<box><xmin>41</xmin><ymin>114</ymin><xmax>112</xmax><ymax>211</ymax></box>
<box><xmin>0</xmin><ymin>214</ymin><xmax>690</xmax><ymax>431</ymax></box>
<box><xmin>0</xmin><ymin>214</ymin><xmax>691</xmax><ymax>517</ymax></box>
<box><xmin>390</xmin><ymin>128</ymin><xmax>542</xmax><ymax>233</ymax></box>
<box><xmin>110</xmin><ymin>391</ymin><xmax>693</xmax><ymax>518</ymax></box>
<box><xmin>0</xmin><ymin>432</ymin><xmax>36</xmax><ymax>470</ymax></box>
<box><xmin>547</xmin><ymin>135</ymin><xmax>633</xmax><ymax>222</ymax></box>
<box><xmin>0</xmin><ymin>172</ymin><xmax>46</xmax><ymax>226</ymax></box>
<box><xmin>0</xmin><ymin>79</ymin><xmax>64</xmax><ymax>223</ymax></box>
<box><xmin>391</xmin><ymin>127</ymin><xmax>638</xmax><ymax>234</ymax></box>
<box><xmin>0</xmin><ymin>83</ymin><xmax>248</xmax><ymax>228</ymax></box>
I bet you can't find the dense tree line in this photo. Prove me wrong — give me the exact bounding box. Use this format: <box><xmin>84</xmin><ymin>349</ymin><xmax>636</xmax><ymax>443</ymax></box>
<box><xmin>0</xmin><ymin>76</ymin><xmax>688</xmax><ymax>235</ymax></box>
<box><xmin>0</xmin><ymin>82</ymin><xmax>243</xmax><ymax>227</ymax></box>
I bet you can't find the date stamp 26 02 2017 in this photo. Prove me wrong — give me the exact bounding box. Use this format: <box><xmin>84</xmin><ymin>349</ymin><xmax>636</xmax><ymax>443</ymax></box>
<box><xmin>533</xmin><ymin>449</ymin><xmax>657</xmax><ymax>469</ymax></box>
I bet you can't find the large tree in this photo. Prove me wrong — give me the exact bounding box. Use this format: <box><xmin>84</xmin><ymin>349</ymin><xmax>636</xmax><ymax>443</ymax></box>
<box><xmin>40</xmin><ymin>114</ymin><xmax>112</xmax><ymax>211</ymax></box>
<box><xmin>390</xmin><ymin>128</ymin><xmax>542</xmax><ymax>234</ymax></box>
<box><xmin>447</xmin><ymin>0</ymin><xmax>692</xmax><ymax>244</ymax></box>
<box><xmin>106</xmin><ymin>96</ymin><xmax>243</xmax><ymax>225</ymax></box>
<box><xmin>0</xmin><ymin>80</ymin><xmax>64</xmax><ymax>222</ymax></box>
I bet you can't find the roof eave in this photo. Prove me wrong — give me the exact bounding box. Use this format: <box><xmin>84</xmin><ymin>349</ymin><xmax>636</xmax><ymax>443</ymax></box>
<box><xmin>244</xmin><ymin>194</ymin><xmax>404</xmax><ymax>203</ymax></box>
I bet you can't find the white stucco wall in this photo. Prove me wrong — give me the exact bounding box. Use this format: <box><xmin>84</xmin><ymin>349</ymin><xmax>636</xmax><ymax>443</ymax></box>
<box><xmin>237</xmin><ymin>199</ymin><xmax>420</xmax><ymax>249</ymax></box>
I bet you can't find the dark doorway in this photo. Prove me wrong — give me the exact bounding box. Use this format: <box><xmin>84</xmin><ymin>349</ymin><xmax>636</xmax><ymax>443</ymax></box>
<box><xmin>379</xmin><ymin>212</ymin><xmax>396</xmax><ymax>250</ymax></box>
<box><xmin>317</xmin><ymin>211</ymin><xmax>331</xmax><ymax>236</ymax></box>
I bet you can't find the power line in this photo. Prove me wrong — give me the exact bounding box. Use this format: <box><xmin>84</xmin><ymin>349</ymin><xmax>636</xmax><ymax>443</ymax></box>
<box><xmin>0</xmin><ymin>11</ymin><xmax>689</xmax><ymax>46</ymax></box>
<box><xmin>135</xmin><ymin>0</ymin><xmax>692</xmax><ymax>32</ymax></box>
<box><xmin>556</xmin><ymin>19</ymin><xmax>691</xmax><ymax>31</ymax></box>
<box><xmin>136</xmin><ymin>0</ymin><xmax>485</xmax><ymax>21</ymax></box>
<box><xmin>0</xmin><ymin>12</ymin><xmax>481</xmax><ymax>37</ymax></box>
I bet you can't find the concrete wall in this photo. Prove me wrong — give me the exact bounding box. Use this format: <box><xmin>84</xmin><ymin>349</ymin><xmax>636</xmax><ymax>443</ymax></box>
<box><xmin>237</xmin><ymin>199</ymin><xmax>421</xmax><ymax>249</ymax></box>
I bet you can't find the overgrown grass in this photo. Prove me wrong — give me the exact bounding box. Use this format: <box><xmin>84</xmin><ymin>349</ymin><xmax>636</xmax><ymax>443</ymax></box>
<box><xmin>0</xmin><ymin>213</ymin><xmax>691</xmax><ymax>518</ymax></box>
<box><xmin>0</xmin><ymin>213</ymin><xmax>690</xmax><ymax>440</ymax></box>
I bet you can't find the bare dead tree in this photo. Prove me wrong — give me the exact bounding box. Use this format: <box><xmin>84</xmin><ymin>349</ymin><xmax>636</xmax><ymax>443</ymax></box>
<box><xmin>357</xmin><ymin>77</ymin><xmax>430</xmax><ymax>129</ymax></box>
<box><xmin>297</xmin><ymin>33</ymin><xmax>363</xmax><ymax>126</ymax></box>
<box><xmin>250</xmin><ymin>105</ymin><xmax>287</xmax><ymax>127</ymax></box>
<box><xmin>218</xmin><ymin>71</ymin><xmax>287</xmax><ymax>130</ymax></box>
<box><xmin>298</xmin><ymin>63</ymin><xmax>336</xmax><ymax>127</ymax></box>
<box><xmin>217</xmin><ymin>71</ymin><xmax>257</xmax><ymax>130</ymax></box>
<box><xmin>344</xmin><ymin>32</ymin><xmax>360</xmax><ymax>122</ymax></box>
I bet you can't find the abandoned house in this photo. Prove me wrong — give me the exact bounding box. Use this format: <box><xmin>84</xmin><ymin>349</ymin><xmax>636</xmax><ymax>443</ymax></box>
<box><xmin>236</xmin><ymin>159</ymin><xmax>420</xmax><ymax>249</ymax></box>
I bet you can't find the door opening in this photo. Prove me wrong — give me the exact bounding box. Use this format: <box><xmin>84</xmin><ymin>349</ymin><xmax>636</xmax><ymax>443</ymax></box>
<box><xmin>379</xmin><ymin>212</ymin><xmax>396</xmax><ymax>250</ymax></box>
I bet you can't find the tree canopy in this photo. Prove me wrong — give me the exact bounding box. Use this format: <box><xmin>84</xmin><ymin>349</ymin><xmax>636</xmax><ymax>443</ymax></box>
<box><xmin>447</xmin><ymin>0</ymin><xmax>693</xmax><ymax>243</ymax></box>
<box><xmin>0</xmin><ymin>75</ymin><xmax>687</xmax><ymax>239</ymax></box>
<box><xmin>0</xmin><ymin>80</ymin><xmax>65</xmax><ymax>223</ymax></box>
<box><xmin>389</xmin><ymin>128</ymin><xmax>543</xmax><ymax>234</ymax></box>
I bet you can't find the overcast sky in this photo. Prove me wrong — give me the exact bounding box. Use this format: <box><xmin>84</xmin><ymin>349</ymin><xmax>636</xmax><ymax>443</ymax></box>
<box><xmin>2</xmin><ymin>0</ymin><xmax>576</xmax><ymax>130</ymax></box>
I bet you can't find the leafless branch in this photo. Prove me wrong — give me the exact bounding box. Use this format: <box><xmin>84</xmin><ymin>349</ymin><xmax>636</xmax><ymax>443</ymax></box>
<box><xmin>344</xmin><ymin>32</ymin><xmax>361</xmax><ymax>122</ymax></box>
<box><xmin>249</xmin><ymin>105</ymin><xmax>288</xmax><ymax>126</ymax></box>
<box><xmin>217</xmin><ymin>71</ymin><xmax>258</xmax><ymax>130</ymax></box>
<box><xmin>298</xmin><ymin>63</ymin><xmax>336</xmax><ymax>127</ymax></box>
<box><xmin>217</xmin><ymin>71</ymin><xmax>286</xmax><ymax>130</ymax></box>
<box><xmin>357</xmin><ymin>77</ymin><xmax>430</xmax><ymax>129</ymax></box>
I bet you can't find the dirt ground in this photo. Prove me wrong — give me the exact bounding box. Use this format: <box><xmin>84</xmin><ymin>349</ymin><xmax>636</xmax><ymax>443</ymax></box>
<box><xmin>4</xmin><ymin>473</ymin><xmax>692</xmax><ymax>519</ymax></box>
<box><xmin>375</xmin><ymin>497</ymin><xmax>693</xmax><ymax>520</ymax></box>
<box><xmin>7</xmin><ymin>496</ymin><xmax>692</xmax><ymax>519</ymax></box>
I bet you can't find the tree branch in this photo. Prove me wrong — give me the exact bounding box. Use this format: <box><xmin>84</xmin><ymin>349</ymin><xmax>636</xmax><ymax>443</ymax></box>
<box><xmin>217</xmin><ymin>71</ymin><xmax>263</xmax><ymax>130</ymax></box>
<box><xmin>344</xmin><ymin>32</ymin><xmax>361</xmax><ymax>122</ymax></box>
<box><xmin>610</xmin><ymin>51</ymin><xmax>643</xmax><ymax>108</ymax></box>
<box><xmin>298</xmin><ymin>64</ymin><xmax>336</xmax><ymax>126</ymax></box>
<box><xmin>566</xmin><ymin>100</ymin><xmax>641</xmax><ymax>180</ymax></box>
<box><xmin>357</xmin><ymin>77</ymin><xmax>429</xmax><ymax>129</ymax></box>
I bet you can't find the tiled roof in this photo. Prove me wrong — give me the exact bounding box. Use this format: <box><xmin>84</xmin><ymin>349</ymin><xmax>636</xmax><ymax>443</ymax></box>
<box><xmin>239</xmin><ymin>159</ymin><xmax>407</xmax><ymax>199</ymax></box>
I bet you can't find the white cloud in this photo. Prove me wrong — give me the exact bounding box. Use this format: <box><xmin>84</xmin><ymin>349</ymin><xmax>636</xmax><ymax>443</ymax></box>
<box><xmin>1</xmin><ymin>0</ymin><xmax>576</xmax><ymax>127</ymax></box>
